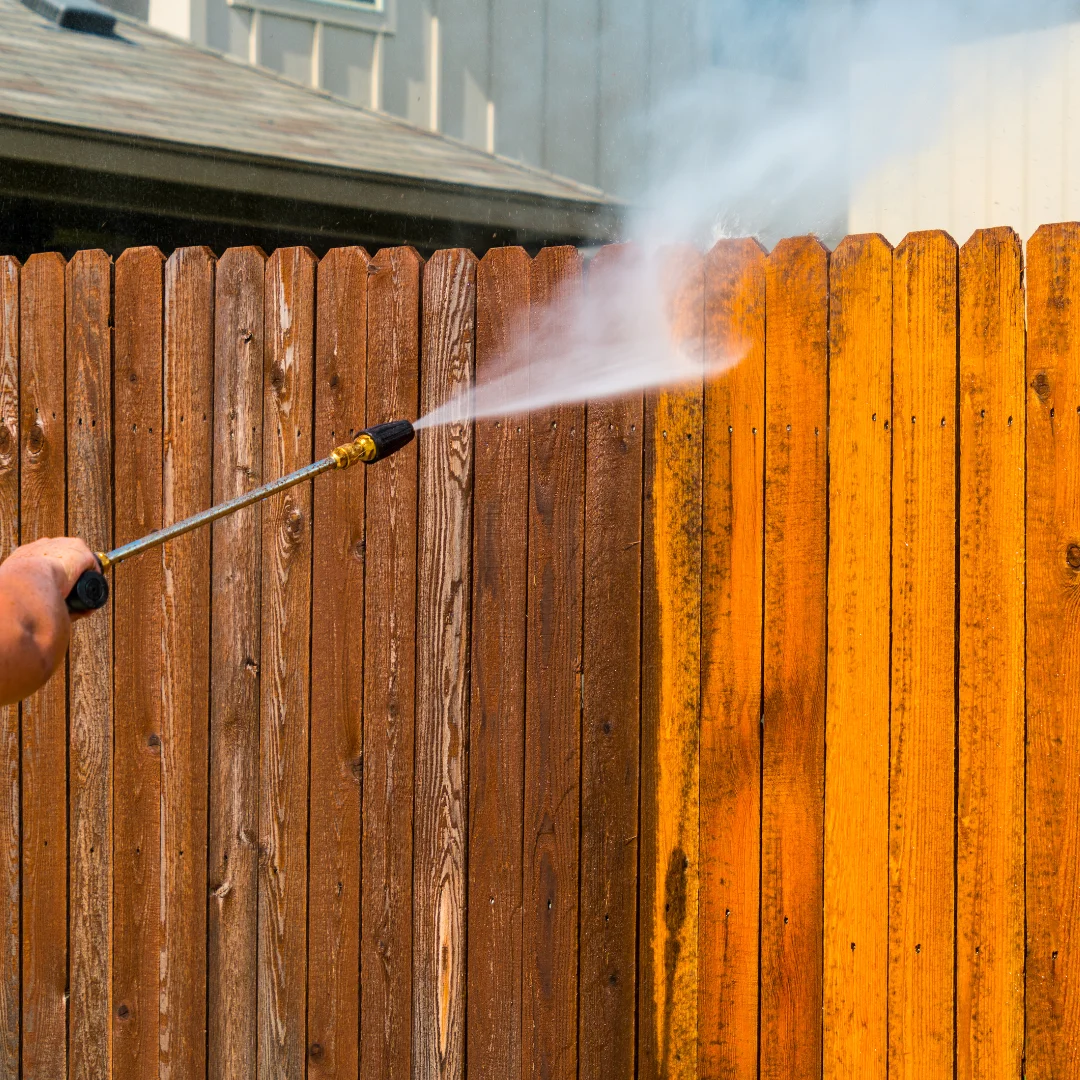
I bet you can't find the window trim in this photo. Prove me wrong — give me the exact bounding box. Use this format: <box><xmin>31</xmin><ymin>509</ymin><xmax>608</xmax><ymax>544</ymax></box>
<box><xmin>229</xmin><ymin>0</ymin><xmax>395</xmax><ymax>35</ymax></box>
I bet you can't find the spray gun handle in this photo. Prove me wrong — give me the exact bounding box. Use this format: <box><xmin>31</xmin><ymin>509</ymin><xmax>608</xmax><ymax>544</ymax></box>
<box><xmin>67</xmin><ymin>558</ymin><xmax>110</xmax><ymax>614</ymax></box>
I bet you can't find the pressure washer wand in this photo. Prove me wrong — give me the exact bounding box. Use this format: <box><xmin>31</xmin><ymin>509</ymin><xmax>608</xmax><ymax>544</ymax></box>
<box><xmin>65</xmin><ymin>419</ymin><xmax>415</xmax><ymax>614</ymax></box>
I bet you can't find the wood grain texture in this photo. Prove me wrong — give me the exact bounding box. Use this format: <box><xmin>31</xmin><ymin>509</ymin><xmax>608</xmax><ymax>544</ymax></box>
<box><xmin>1025</xmin><ymin>223</ymin><xmax>1080</xmax><ymax>1079</ymax></box>
<box><xmin>66</xmin><ymin>249</ymin><xmax>114</xmax><ymax>1080</ymax></box>
<box><xmin>578</xmin><ymin>244</ymin><xmax>643</xmax><ymax>1080</ymax></box>
<box><xmin>258</xmin><ymin>247</ymin><xmax>315</xmax><ymax>1080</ymax></box>
<box><xmin>19</xmin><ymin>253</ymin><xmax>68</xmax><ymax>1080</ymax></box>
<box><xmin>161</xmin><ymin>246</ymin><xmax>215</xmax><ymax>1080</ymax></box>
<box><xmin>0</xmin><ymin>256</ymin><xmax>18</xmax><ymax>1077</ymax></box>
<box><xmin>413</xmin><ymin>248</ymin><xmax>475</xmax><ymax>1080</ymax></box>
<box><xmin>362</xmin><ymin>246</ymin><xmax>421</xmax><ymax>1080</ymax></box>
<box><xmin>760</xmin><ymin>236</ymin><xmax>828</xmax><ymax>1080</ymax></box>
<box><xmin>208</xmin><ymin>246</ymin><xmax>266</xmax><ymax>1080</ymax></box>
<box><xmin>638</xmin><ymin>247</ymin><xmax>703</xmax><ymax>1080</ymax></box>
<box><xmin>308</xmin><ymin>245</ymin><xmax>367</xmax><ymax>1079</ymax></box>
<box><xmin>112</xmin><ymin>246</ymin><xmax>165</xmax><ymax>1080</ymax></box>
<box><xmin>956</xmin><ymin>228</ymin><xmax>1025</xmax><ymax>1080</ymax></box>
<box><xmin>889</xmin><ymin>231</ymin><xmax>957</xmax><ymax>1080</ymax></box>
<box><xmin>699</xmin><ymin>237</ymin><xmax>765</xmax><ymax>1080</ymax></box>
<box><xmin>467</xmin><ymin>246</ymin><xmax>529</xmax><ymax>1080</ymax></box>
<box><xmin>521</xmin><ymin>246</ymin><xmax>585</xmax><ymax>1080</ymax></box>
<box><xmin>823</xmin><ymin>234</ymin><xmax>892</xmax><ymax>1080</ymax></box>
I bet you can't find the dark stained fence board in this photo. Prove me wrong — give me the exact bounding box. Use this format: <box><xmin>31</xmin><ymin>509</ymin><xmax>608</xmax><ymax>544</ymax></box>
<box><xmin>522</xmin><ymin>246</ymin><xmax>586</xmax><ymax>1080</ymax></box>
<box><xmin>361</xmin><ymin>245</ymin><xmax>421</xmax><ymax>1080</ymax></box>
<box><xmin>638</xmin><ymin>247</ymin><xmax>704</xmax><ymax>1080</ymax></box>
<box><xmin>468</xmin><ymin>246</ymin><xmax>530</xmax><ymax>1080</ymax></box>
<box><xmin>208</xmin><ymin>245</ymin><xmax>266</xmax><ymax>1080</ymax></box>
<box><xmin>258</xmin><ymin>247</ymin><xmax>316</xmax><ymax>1080</ymax></box>
<box><xmin>823</xmin><ymin>234</ymin><xmax>892</xmax><ymax>1079</ymax></box>
<box><xmin>0</xmin><ymin>256</ymin><xmax>18</xmax><ymax>1077</ymax></box>
<box><xmin>413</xmin><ymin>247</ymin><xmax>476</xmax><ymax>1080</ymax></box>
<box><xmin>699</xmin><ymin>237</ymin><xmax>765</xmax><ymax>1080</ymax></box>
<box><xmin>889</xmin><ymin>231</ymin><xmax>958</xmax><ymax>1080</ymax></box>
<box><xmin>1025</xmin><ymin>223</ymin><xmax>1080</xmax><ymax>1078</ymax></box>
<box><xmin>760</xmin><ymin>236</ymin><xmax>828</xmax><ymax>1080</ymax></box>
<box><xmin>66</xmin><ymin>249</ymin><xmax>114</xmax><ymax>1080</ymax></box>
<box><xmin>112</xmin><ymin>246</ymin><xmax>165</xmax><ymax>1080</ymax></box>
<box><xmin>578</xmin><ymin>243</ymin><xmax>643</xmax><ymax>1080</ymax></box>
<box><xmin>308</xmin><ymin>245</ymin><xmax>368</xmax><ymax>1079</ymax></box>
<box><xmin>161</xmin><ymin>246</ymin><xmax>215</xmax><ymax>1080</ymax></box>
<box><xmin>19</xmin><ymin>253</ymin><xmax>69</xmax><ymax>1080</ymax></box>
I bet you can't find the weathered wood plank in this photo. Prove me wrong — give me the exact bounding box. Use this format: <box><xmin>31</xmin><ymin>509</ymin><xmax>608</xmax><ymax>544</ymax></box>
<box><xmin>0</xmin><ymin>256</ymin><xmax>18</xmax><ymax>1077</ymax></box>
<box><xmin>699</xmin><ymin>237</ymin><xmax>765</xmax><ymax>1080</ymax></box>
<box><xmin>1025</xmin><ymin>223</ymin><xmax>1080</xmax><ymax>1079</ymax></box>
<box><xmin>956</xmin><ymin>227</ymin><xmax>1025</xmax><ymax>1080</ymax></box>
<box><xmin>19</xmin><ymin>253</ymin><xmax>68</xmax><ymax>1080</ymax></box>
<box><xmin>889</xmin><ymin>231</ymin><xmax>958</xmax><ymax>1080</ymax></box>
<box><xmin>258</xmin><ymin>247</ymin><xmax>315</xmax><ymax>1080</ymax></box>
<box><xmin>579</xmin><ymin>243</ymin><xmax>642</xmax><ymax>1080</ymax></box>
<box><xmin>308</xmin><ymin>245</ymin><xmax>368</xmax><ymax>1078</ymax></box>
<box><xmin>823</xmin><ymin>234</ymin><xmax>892</xmax><ymax>1080</ymax></box>
<box><xmin>760</xmin><ymin>236</ymin><xmax>828</xmax><ymax>1080</ymax></box>
<box><xmin>361</xmin><ymin>246</ymin><xmax>421</xmax><ymax>1080</ymax></box>
<box><xmin>161</xmin><ymin>246</ymin><xmax>215</xmax><ymax>1080</ymax></box>
<box><xmin>467</xmin><ymin>246</ymin><xmax>529</xmax><ymax>1080</ymax></box>
<box><xmin>638</xmin><ymin>247</ymin><xmax>703</xmax><ymax>1080</ymax></box>
<box><xmin>208</xmin><ymin>245</ymin><xmax>266</xmax><ymax>1080</ymax></box>
<box><xmin>112</xmin><ymin>246</ymin><xmax>165</xmax><ymax>1080</ymax></box>
<box><xmin>413</xmin><ymin>248</ymin><xmax>475</xmax><ymax>1080</ymax></box>
<box><xmin>66</xmin><ymin>249</ymin><xmax>114</xmax><ymax>1080</ymax></box>
<box><xmin>521</xmin><ymin>246</ymin><xmax>586</xmax><ymax>1080</ymax></box>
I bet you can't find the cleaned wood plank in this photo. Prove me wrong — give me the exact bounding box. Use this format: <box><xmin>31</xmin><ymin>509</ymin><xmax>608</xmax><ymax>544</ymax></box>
<box><xmin>699</xmin><ymin>237</ymin><xmax>765</xmax><ymax>1080</ymax></box>
<box><xmin>258</xmin><ymin>247</ymin><xmax>316</xmax><ymax>1080</ymax></box>
<box><xmin>889</xmin><ymin>230</ymin><xmax>958</xmax><ymax>1080</ymax></box>
<box><xmin>956</xmin><ymin>228</ymin><xmax>1025</xmax><ymax>1080</ymax></box>
<box><xmin>467</xmin><ymin>246</ymin><xmax>529</xmax><ymax>1080</ymax></box>
<box><xmin>361</xmin><ymin>246</ymin><xmax>421</xmax><ymax>1080</ymax></box>
<box><xmin>112</xmin><ymin>246</ymin><xmax>165</xmax><ymax>1080</ymax></box>
<box><xmin>638</xmin><ymin>247</ymin><xmax>703</xmax><ymax>1080</ymax></box>
<box><xmin>579</xmin><ymin>243</ymin><xmax>643</xmax><ymax>1080</ymax></box>
<box><xmin>1025</xmin><ymin>223</ymin><xmax>1080</xmax><ymax>1079</ymax></box>
<box><xmin>521</xmin><ymin>246</ymin><xmax>586</xmax><ymax>1080</ymax></box>
<box><xmin>823</xmin><ymin>234</ymin><xmax>892</xmax><ymax>1080</ymax></box>
<box><xmin>760</xmin><ymin>236</ymin><xmax>828</xmax><ymax>1080</ymax></box>
<box><xmin>308</xmin><ymin>245</ymin><xmax>368</xmax><ymax>1078</ymax></box>
<box><xmin>413</xmin><ymin>248</ymin><xmax>476</xmax><ymax>1080</ymax></box>
<box><xmin>0</xmin><ymin>256</ymin><xmax>18</xmax><ymax>1077</ymax></box>
<box><xmin>66</xmin><ymin>249</ymin><xmax>114</xmax><ymax>1080</ymax></box>
<box><xmin>19</xmin><ymin>253</ymin><xmax>68</xmax><ymax>1080</ymax></box>
<box><xmin>208</xmin><ymin>245</ymin><xmax>266</xmax><ymax>1080</ymax></box>
<box><xmin>161</xmin><ymin>246</ymin><xmax>215</xmax><ymax>1080</ymax></box>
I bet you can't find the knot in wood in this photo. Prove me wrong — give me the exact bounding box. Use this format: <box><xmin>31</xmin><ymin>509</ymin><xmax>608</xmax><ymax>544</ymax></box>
<box><xmin>1033</xmin><ymin>370</ymin><xmax>1051</xmax><ymax>401</ymax></box>
<box><xmin>0</xmin><ymin>424</ymin><xmax>10</xmax><ymax>461</ymax></box>
<box><xmin>1068</xmin><ymin>543</ymin><xmax>1080</xmax><ymax>571</ymax></box>
<box><xmin>241</xmin><ymin>329</ymin><xmax>253</xmax><ymax>343</ymax></box>
<box><xmin>27</xmin><ymin>421</ymin><xmax>44</xmax><ymax>456</ymax></box>
<box><xmin>309</xmin><ymin>1043</ymin><xmax>324</xmax><ymax>1063</ymax></box>
<box><xmin>117</xmin><ymin>1003</ymin><xmax>130</xmax><ymax>1020</ymax></box>
<box><xmin>270</xmin><ymin>365</ymin><xmax>286</xmax><ymax>393</ymax></box>
<box><xmin>284</xmin><ymin>504</ymin><xmax>304</xmax><ymax>539</ymax></box>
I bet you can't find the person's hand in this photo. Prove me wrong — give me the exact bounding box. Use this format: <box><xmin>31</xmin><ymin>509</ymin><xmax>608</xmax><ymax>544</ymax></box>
<box><xmin>3</xmin><ymin>537</ymin><xmax>99</xmax><ymax>620</ymax></box>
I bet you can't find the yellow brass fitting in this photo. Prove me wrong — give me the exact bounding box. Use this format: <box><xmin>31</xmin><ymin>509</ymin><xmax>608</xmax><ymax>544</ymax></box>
<box><xmin>330</xmin><ymin>432</ymin><xmax>377</xmax><ymax>469</ymax></box>
<box><xmin>96</xmin><ymin>551</ymin><xmax>112</xmax><ymax>572</ymax></box>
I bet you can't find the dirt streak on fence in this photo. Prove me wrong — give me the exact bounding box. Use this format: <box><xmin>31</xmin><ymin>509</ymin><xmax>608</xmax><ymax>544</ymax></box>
<box><xmin>0</xmin><ymin>229</ymin><xmax>1076</xmax><ymax>1078</ymax></box>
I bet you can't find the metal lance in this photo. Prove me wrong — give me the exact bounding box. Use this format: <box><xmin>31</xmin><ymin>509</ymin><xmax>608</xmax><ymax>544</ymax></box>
<box><xmin>65</xmin><ymin>419</ymin><xmax>415</xmax><ymax>614</ymax></box>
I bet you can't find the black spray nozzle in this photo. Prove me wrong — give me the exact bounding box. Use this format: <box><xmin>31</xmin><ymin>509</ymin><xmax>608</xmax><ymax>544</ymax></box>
<box><xmin>67</xmin><ymin>560</ymin><xmax>109</xmax><ymax>614</ymax></box>
<box><xmin>360</xmin><ymin>419</ymin><xmax>415</xmax><ymax>462</ymax></box>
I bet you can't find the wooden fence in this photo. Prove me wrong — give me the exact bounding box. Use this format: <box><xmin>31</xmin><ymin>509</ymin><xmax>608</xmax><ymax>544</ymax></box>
<box><xmin>0</xmin><ymin>226</ymin><xmax>1076</xmax><ymax>1080</ymax></box>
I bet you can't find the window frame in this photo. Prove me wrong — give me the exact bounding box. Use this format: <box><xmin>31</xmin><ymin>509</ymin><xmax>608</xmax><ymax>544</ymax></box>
<box><xmin>228</xmin><ymin>0</ymin><xmax>395</xmax><ymax>34</ymax></box>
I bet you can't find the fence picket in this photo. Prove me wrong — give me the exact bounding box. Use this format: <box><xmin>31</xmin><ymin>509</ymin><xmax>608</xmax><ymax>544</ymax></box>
<box><xmin>112</xmin><ymin>246</ymin><xmax>165</xmax><ymax>1080</ymax></box>
<box><xmin>699</xmin><ymin>237</ymin><xmax>765</xmax><ymax>1080</ymax></box>
<box><xmin>308</xmin><ymin>245</ymin><xmax>368</xmax><ymax>1078</ymax></box>
<box><xmin>889</xmin><ymin>231</ymin><xmax>958</xmax><ymax>1080</ymax></box>
<box><xmin>468</xmin><ymin>246</ymin><xmax>530</xmax><ymax>1080</ymax></box>
<box><xmin>414</xmin><ymin>248</ymin><xmax>476</xmax><ymax>1080</ymax></box>
<box><xmin>579</xmin><ymin>244</ymin><xmax>643</xmax><ymax>1080</ymax></box>
<box><xmin>0</xmin><ymin>256</ymin><xmax>17</xmax><ymax>1077</ymax></box>
<box><xmin>208</xmin><ymin>246</ymin><xmax>266</xmax><ymax>1080</ymax></box>
<box><xmin>1025</xmin><ymin>223</ymin><xmax>1080</xmax><ymax>1077</ymax></box>
<box><xmin>258</xmin><ymin>247</ymin><xmax>316</xmax><ymax>1079</ymax></box>
<box><xmin>361</xmin><ymin>246</ymin><xmax>421</xmax><ymax>1080</ymax></box>
<box><xmin>66</xmin><ymin>249</ymin><xmax>114</xmax><ymax>1080</ymax></box>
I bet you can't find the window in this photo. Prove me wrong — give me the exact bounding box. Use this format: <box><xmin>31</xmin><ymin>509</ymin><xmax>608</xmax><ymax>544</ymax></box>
<box><xmin>229</xmin><ymin>0</ymin><xmax>394</xmax><ymax>34</ymax></box>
